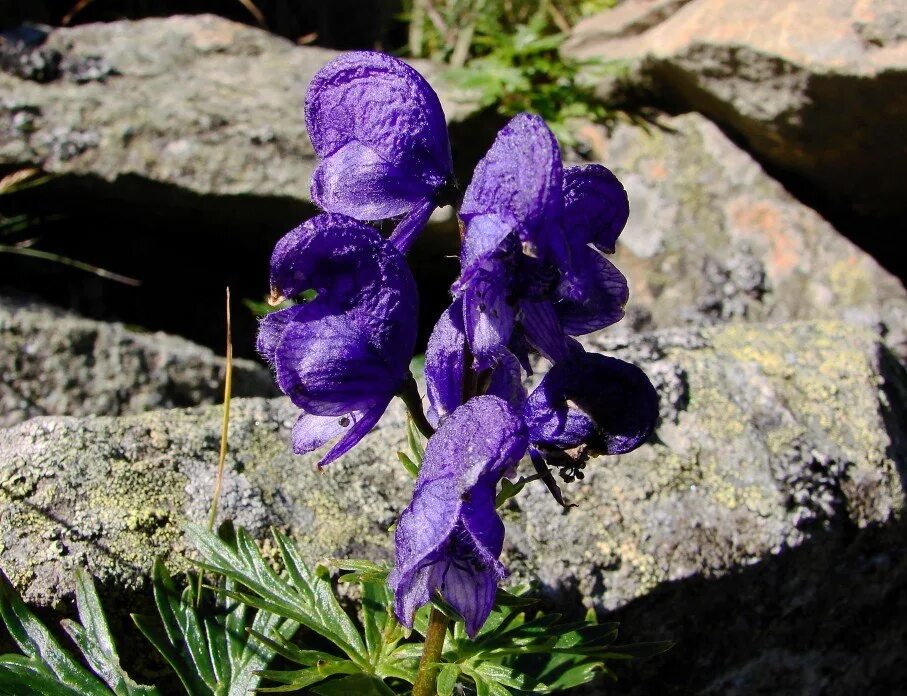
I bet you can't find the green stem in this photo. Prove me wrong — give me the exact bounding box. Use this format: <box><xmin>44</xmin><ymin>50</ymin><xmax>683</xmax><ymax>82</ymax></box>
<box><xmin>0</xmin><ymin>244</ymin><xmax>140</xmax><ymax>286</ymax></box>
<box><xmin>412</xmin><ymin>607</ymin><xmax>449</xmax><ymax>696</ymax></box>
<box><xmin>399</xmin><ymin>373</ymin><xmax>435</xmax><ymax>439</ymax></box>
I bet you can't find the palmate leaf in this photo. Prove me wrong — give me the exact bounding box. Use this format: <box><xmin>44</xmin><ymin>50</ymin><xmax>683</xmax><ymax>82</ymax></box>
<box><xmin>0</xmin><ymin>569</ymin><xmax>158</xmax><ymax>696</ymax></box>
<box><xmin>184</xmin><ymin>524</ymin><xmax>369</xmax><ymax>671</ymax></box>
<box><xmin>433</xmin><ymin>586</ymin><xmax>667</xmax><ymax>695</ymax></box>
<box><xmin>132</xmin><ymin>554</ymin><xmax>299</xmax><ymax>696</ymax></box>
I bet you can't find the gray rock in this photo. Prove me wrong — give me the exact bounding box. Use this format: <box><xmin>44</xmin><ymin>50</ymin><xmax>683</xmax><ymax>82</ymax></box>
<box><xmin>0</xmin><ymin>321</ymin><xmax>903</xmax><ymax>691</ymax></box>
<box><xmin>0</xmin><ymin>15</ymin><xmax>475</xmax><ymax>223</ymax></box>
<box><xmin>573</xmin><ymin>112</ymin><xmax>907</xmax><ymax>359</ymax></box>
<box><xmin>0</xmin><ymin>294</ymin><xmax>278</xmax><ymax>428</ymax></box>
<box><xmin>565</xmin><ymin>0</ymin><xmax>907</xmax><ymax>217</ymax></box>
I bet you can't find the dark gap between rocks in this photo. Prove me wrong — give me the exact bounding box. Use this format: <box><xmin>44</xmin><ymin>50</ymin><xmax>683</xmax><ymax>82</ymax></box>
<box><xmin>0</xmin><ymin>171</ymin><xmax>462</xmax><ymax>361</ymax></box>
<box><xmin>1</xmin><ymin>1</ymin><xmax>408</xmax><ymax>50</ymax></box>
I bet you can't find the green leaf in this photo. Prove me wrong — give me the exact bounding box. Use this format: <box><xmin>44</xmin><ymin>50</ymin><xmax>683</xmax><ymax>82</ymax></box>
<box><xmin>256</xmin><ymin>660</ymin><xmax>362</xmax><ymax>692</ymax></box>
<box><xmin>0</xmin><ymin>570</ymin><xmax>109</xmax><ymax>695</ymax></box>
<box><xmin>0</xmin><ymin>655</ymin><xmax>88</xmax><ymax>696</ymax></box>
<box><xmin>310</xmin><ymin>674</ymin><xmax>395</xmax><ymax>695</ymax></box>
<box><xmin>273</xmin><ymin>531</ymin><xmax>368</xmax><ymax>661</ymax></box>
<box><xmin>405</xmin><ymin>415</ymin><xmax>426</xmax><ymax>464</ymax></box>
<box><xmin>330</xmin><ymin>559</ymin><xmax>390</xmax><ymax>585</ymax></box>
<box><xmin>436</xmin><ymin>663</ymin><xmax>460</xmax><ymax>696</ymax></box>
<box><xmin>135</xmin><ymin>553</ymin><xmax>298</xmax><ymax>696</ymax></box>
<box><xmin>61</xmin><ymin>569</ymin><xmax>159</xmax><ymax>696</ymax></box>
<box><xmin>184</xmin><ymin>524</ymin><xmax>369</xmax><ymax>669</ymax></box>
<box><xmin>132</xmin><ymin>614</ymin><xmax>209</xmax><ymax>696</ymax></box>
<box><xmin>397</xmin><ymin>451</ymin><xmax>420</xmax><ymax>478</ymax></box>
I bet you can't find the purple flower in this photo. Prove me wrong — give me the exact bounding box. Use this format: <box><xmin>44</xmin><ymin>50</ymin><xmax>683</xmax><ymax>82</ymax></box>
<box><xmin>258</xmin><ymin>213</ymin><xmax>418</xmax><ymax>467</ymax></box>
<box><xmin>305</xmin><ymin>51</ymin><xmax>455</xmax><ymax>252</ymax></box>
<box><xmin>455</xmin><ymin>114</ymin><xmax>629</xmax><ymax>369</ymax></box>
<box><xmin>424</xmin><ymin>298</ymin><xmax>525</xmax><ymax>427</ymax></box>
<box><xmin>524</xmin><ymin>350</ymin><xmax>658</xmax><ymax>457</ymax></box>
<box><xmin>389</xmin><ymin>395</ymin><xmax>528</xmax><ymax>637</ymax></box>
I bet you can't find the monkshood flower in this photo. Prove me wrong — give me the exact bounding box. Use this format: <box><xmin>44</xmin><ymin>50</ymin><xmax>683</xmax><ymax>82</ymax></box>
<box><xmin>524</xmin><ymin>350</ymin><xmax>658</xmax><ymax>471</ymax></box>
<box><xmin>389</xmin><ymin>395</ymin><xmax>528</xmax><ymax>637</ymax></box>
<box><xmin>305</xmin><ymin>51</ymin><xmax>456</xmax><ymax>252</ymax></box>
<box><xmin>257</xmin><ymin>213</ymin><xmax>418</xmax><ymax>467</ymax></box>
<box><xmin>454</xmin><ymin>112</ymin><xmax>629</xmax><ymax>369</ymax></box>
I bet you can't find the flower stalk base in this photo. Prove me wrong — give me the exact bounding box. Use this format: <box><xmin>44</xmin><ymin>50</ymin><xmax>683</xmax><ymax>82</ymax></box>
<box><xmin>412</xmin><ymin>607</ymin><xmax>449</xmax><ymax>696</ymax></box>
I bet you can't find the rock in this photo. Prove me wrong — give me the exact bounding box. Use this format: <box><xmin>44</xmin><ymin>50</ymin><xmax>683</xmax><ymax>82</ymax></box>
<box><xmin>0</xmin><ymin>395</ymin><xmax>413</xmax><ymax>610</ymax></box>
<box><xmin>0</xmin><ymin>15</ymin><xmax>475</xmax><ymax>224</ymax></box>
<box><xmin>0</xmin><ymin>294</ymin><xmax>277</xmax><ymax>428</ymax></box>
<box><xmin>564</xmin><ymin>0</ymin><xmax>907</xmax><ymax>218</ymax></box>
<box><xmin>1</xmin><ymin>321</ymin><xmax>903</xmax><ymax>690</ymax></box>
<box><xmin>567</xmin><ymin>0</ymin><xmax>695</xmax><ymax>41</ymax></box>
<box><xmin>572</xmin><ymin>112</ymin><xmax>907</xmax><ymax>360</ymax></box>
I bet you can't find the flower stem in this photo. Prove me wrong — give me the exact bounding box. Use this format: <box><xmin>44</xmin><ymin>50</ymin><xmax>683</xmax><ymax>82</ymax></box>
<box><xmin>399</xmin><ymin>373</ymin><xmax>435</xmax><ymax>439</ymax></box>
<box><xmin>412</xmin><ymin>607</ymin><xmax>449</xmax><ymax>696</ymax></box>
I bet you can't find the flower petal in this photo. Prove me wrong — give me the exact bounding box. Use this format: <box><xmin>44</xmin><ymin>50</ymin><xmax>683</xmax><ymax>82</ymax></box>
<box><xmin>273</xmin><ymin>313</ymin><xmax>398</xmax><ymax>415</ymax></box>
<box><xmin>256</xmin><ymin>303</ymin><xmax>322</xmax><ymax>366</ymax></box>
<box><xmin>525</xmin><ymin>351</ymin><xmax>658</xmax><ymax>455</ymax></box>
<box><xmin>555</xmin><ymin>250</ymin><xmax>629</xmax><ymax>336</ymax></box>
<box><xmin>293</xmin><ymin>404</ymin><xmax>386</xmax><ymax>468</ymax></box>
<box><xmin>390</xmin><ymin>396</ymin><xmax>527</xmax><ymax>630</ymax></box>
<box><xmin>563</xmin><ymin>164</ymin><xmax>629</xmax><ymax>254</ymax></box>
<box><xmin>310</xmin><ymin>141</ymin><xmax>436</xmax><ymax>220</ymax></box>
<box><xmin>460</xmin><ymin>113</ymin><xmax>563</xmax><ymax>255</ymax></box>
<box><xmin>389</xmin><ymin>197</ymin><xmax>437</xmax><ymax>253</ymax></box>
<box><xmin>425</xmin><ymin>300</ymin><xmax>467</xmax><ymax>427</ymax></box>
<box><xmin>305</xmin><ymin>51</ymin><xmax>452</xmax><ymax>189</ymax></box>
<box><xmin>267</xmin><ymin>212</ymin><xmax>419</xmax><ymax>372</ymax></box>
<box><xmin>485</xmin><ymin>351</ymin><xmax>526</xmax><ymax>411</ymax></box>
<box><xmin>269</xmin><ymin>213</ymin><xmax>383</xmax><ymax>305</ymax></box>
<box><xmin>458</xmin><ymin>214</ymin><xmax>517</xmax><ymax>286</ymax></box>
<box><xmin>441</xmin><ymin>561</ymin><xmax>501</xmax><ymax>639</ymax></box>
<box><xmin>519</xmin><ymin>299</ymin><xmax>576</xmax><ymax>363</ymax></box>
<box><xmin>463</xmin><ymin>268</ymin><xmax>516</xmax><ymax>372</ymax></box>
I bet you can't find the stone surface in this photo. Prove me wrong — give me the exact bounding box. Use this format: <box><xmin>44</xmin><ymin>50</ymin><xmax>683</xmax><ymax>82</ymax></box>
<box><xmin>0</xmin><ymin>15</ymin><xmax>474</xmax><ymax>222</ymax></box>
<box><xmin>1</xmin><ymin>321</ymin><xmax>903</xmax><ymax>691</ymax></box>
<box><xmin>0</xmin><ymin>294</ymin><xmax>278</xmax><ymax>428</ymax></box>
<box><xmin>572</xmin><ymin>112</ymin><xmax>907</xmax><ymax>360</ymax></box>
<box><xmin>565</xmin><ymin>0</ymin><xmax>907</xmax><ymax>217</ymax></box>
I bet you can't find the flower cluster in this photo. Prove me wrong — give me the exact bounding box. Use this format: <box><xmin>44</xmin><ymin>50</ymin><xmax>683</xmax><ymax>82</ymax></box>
<box><xmin>260</xmin><ymin>52</ymin><xmax>658</xmax><ymax>639</ymax></box>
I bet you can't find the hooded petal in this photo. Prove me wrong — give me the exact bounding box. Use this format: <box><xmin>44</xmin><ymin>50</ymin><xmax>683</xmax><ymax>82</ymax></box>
<box><xmin>273</xmin><ymin>313</ymin><xmax>399</xmax><ymax>415</ymax></box>
<box><xmin>562</xmin><ymin>164</ymin><xmax>629</xmax><ymax>255</ymax></box>
<box><xmin>310</xmin><ymin>141</ymin><xmax>437</xmax><ymax>220</ymax></box>
<box><xmin>256</xmin><ymin>302</ymin><xmax>323</xmax><ymax>366</ymax></box>
<box><xmin>460</xmin><ymin>113</ymin><xmax>563</xmax><ymax>256</ymax></box>
<box><xmin>267</xmin><ymin>213</ymin><xmax>419</xmax><ymax>367</ymax></box>
<box><xmin>525</xmin><ymin>352</ymin><xmax>658</xmax><ymax>455</ymax></box>
<box><xmin>390</xmin><ymin>396</ymin><xmax>527</xmax><ymax>632</ymax></box>
<box><xmin>269</xmin><ymin>213</ymin><xmax>383</xmax><ymax>306</ymax></box>
<box><xmin>305</xmin><ymin>51</ymin><xmax>452</xmax><ymax>194</ymax></box>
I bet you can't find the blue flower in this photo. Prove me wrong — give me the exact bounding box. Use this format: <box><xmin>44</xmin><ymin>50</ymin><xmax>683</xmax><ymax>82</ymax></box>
<box><xmin>258</xmin><ymin>213</ymin><xmax>418</xmax><ymax>467</ymax></box>
<box><xmin>389</xmin><ymin>396</ymin><xmax>528</xmax><ymax>637</ymax></box>
<box><xmin>305</xmin><ymin>51</ymin><xmax>456</xmax><ymax>252</ymax></box>
<box><xmin>454</xmin><ymin>113</ymin><xmax>629</xmax><ymax>369</ymax></box>
<box><xmin>524</xmin><ymin>350</ymin><xmax>659</xmax><ymax>457</ymax></box>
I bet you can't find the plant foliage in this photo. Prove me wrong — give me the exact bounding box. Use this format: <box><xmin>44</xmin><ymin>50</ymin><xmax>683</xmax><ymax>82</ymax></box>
<box><xmin>0</xmin><ymin>524</ymin><xmax>666</xmax><ymax>694</ymax></box>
